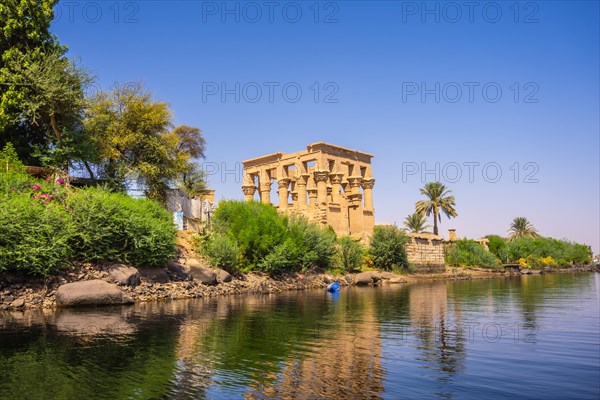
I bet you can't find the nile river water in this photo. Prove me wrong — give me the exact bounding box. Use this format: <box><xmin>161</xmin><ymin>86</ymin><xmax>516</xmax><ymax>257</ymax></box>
<box><xmin>1</xmin><ymin>273</ymin><xmax>599</xmax><ymax>399</ymax></box>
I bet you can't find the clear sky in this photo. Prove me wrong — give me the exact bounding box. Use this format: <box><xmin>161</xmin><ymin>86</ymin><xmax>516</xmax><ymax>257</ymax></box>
<box><xmin>50</xmin><ymin>0</ymin><xmax>600</xmax><ymax>253</ymax></box>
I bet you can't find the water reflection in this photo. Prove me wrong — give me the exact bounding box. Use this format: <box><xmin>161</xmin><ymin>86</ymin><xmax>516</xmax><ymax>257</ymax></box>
<box><xmin>0</xmin><ymin>274</ymin><xmax>598</xmax><ymax>399</ymax></box>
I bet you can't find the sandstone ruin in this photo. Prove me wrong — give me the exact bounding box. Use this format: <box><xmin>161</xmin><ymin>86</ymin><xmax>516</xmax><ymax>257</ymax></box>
<box><xmin>242</xmin><ymin>142</ymin><xmax>375</xmax><ymax>239</ymax></box>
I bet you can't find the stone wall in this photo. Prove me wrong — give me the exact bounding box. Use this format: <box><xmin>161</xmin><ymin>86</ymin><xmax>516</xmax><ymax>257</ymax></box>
<box><xmin>405</xmin><ymin>232</ymin><xmax>446</xmax><ymax>273</ymax></box>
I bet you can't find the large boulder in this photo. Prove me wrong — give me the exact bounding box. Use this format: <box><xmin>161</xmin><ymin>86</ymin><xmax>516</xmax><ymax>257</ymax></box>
<box><xmin>138</xmin><ymin>267</ymin><xmax>171</xmax><ymax>283</ymax></box>
<box><xmin>108</xmin><ymin>264</ymin><xmax>140</xmax><ymax>286</ymax></box>
<box><xmin>215</xmin><ymin>269</ymin><xmax>232</xmax><ymax>283</ymax></box>
<box><xmin>354</xmin><ymin>272</ymin><xmax>374</xmax><ymax>286</ymax></box>
<box><xmin>55</xmin><ymin>280</ymin><xmax>134</xmax><ymax>307</ymax></box>
<box><xmin>166</xmin><ymin>261</ymin><xmax>191</xmax><ymax>281</ymax></box>
<box><xmin>190</xmin><ymin>266</ymin><xmax>217</xmax><ymax>285</ymax></box>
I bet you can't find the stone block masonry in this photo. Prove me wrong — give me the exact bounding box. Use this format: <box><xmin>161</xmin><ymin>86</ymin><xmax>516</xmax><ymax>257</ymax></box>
<box><xmin>405</xmin><ymin>232</ymin><xmax>446</xmax><ymax>273</ymax></box>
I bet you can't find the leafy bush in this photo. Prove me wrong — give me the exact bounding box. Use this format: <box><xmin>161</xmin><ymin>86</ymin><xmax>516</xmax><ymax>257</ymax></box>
<box><xmin>506</xmin><ymin>236</ymin><xmax>591</xmax><ymax>267</ymax></box>
<box><xmin>203</xmin><ymin>233</ymin><xmax>239</xmax><ymax>271</ymax></box>
<box><xmin>212</xmin><ymin>200</ymin><xmax>287</xmax><ymax>269</ymax></box>
<box><xmin>369</xmin><ymin>225</ymin><xmax>409</xmax><ymax>270</ymax></box>
<box><xmin>486</xmin><ymin>235</ymin><xmax>510</xmax><ymax>263</ymax></box>
<box><xmin>260</xmin><ymin>218</ymin><xmax>336</xmax><ymax>273</ymax></box>
<box><xmin>335</xmin><ymin>236</ymin><xmax>364</xmax><ymax>272</ymax></box>
<box><xmin>445</xmin><ymin>240</ymin><xmax>499</xmax><ymax>268</ymax></box>
<box><xmin>66</xmin><ymin>188</ymin><xmax>176</xmax><ymax>267</ymax></box>
<box><xmin>204</xmin><ymin>201</ymin><xmax>336</xmax><ymax>273</ymax></box>
<box><xmin>0</xmin><ymin>193</ymin><xmax>74</xmax><ymax>275</ymax></box>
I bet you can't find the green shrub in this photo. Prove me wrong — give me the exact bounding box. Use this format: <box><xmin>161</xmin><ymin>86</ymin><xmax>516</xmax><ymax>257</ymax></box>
<box><xmin>507</xmin><ymin>236</ymin><xmax>591</xmax><ymax>267</ymax></box>
<box><xmin>486</xmin><ymin>234</ymin><xmax>510</xmax><ymax>263</ymax></box>
<box><xmin>445</xmin><ymin>239</ymin><xmax>499</xmax><ymax>268</ymax></box>
<box><xmin>369</xmin><ymin>225</ymin><xmax>409</xmax><ymax>271</ymax></box>
<box><xmin>206</xmin><ymin>201</ymin><xmax>336</xmax><ymax>273</ymax></box>
<box><xmin>203</xmin><ymin>234</ymin><xmax>239</xmax><ymax>271</ymax></box>
<box><xmin>66</xmin><ymin>188</ymin><xmax>176</xmax><ymax>267</ymax></box>
<box><xmin>212</xmin><ymin>200</ymin><xmax>287</xmax><ymax>269</ymax></box>
<box><xmin>335</xmin><ymin>236</ymin><xmax>364</xmax><ymax>272</ymax></box>
<box><xmin>259</xmin><ymin>217</ymin><xmax>336</xmax><ymax>273</ymax></box>
<box><xmin>0</xmin><ymin>194</ymin><xmax>74</xmax><ymax>275</ymax></box>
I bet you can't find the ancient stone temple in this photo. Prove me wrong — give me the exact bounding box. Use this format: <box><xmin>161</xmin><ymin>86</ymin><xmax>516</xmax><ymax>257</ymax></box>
<box><xmin>242</xmin><ymin>142</ymin><xmax>375</xmax><ymax>239</ymax></box>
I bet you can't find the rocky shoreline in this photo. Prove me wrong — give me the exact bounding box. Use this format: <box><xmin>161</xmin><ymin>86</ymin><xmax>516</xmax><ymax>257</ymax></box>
<box><xmin>1</xmin><ymin>262</ymin><xmax>598</xmax><ymax>311</ymax></box>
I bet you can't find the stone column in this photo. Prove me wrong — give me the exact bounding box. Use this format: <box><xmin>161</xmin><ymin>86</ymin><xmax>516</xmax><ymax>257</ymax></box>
<box><xmin>307</xmin><ymin>188</ymin><xmax>318</xmax><ymax>208</ymax></box>
<box><xmin>314</xmin><ymin>170</ymin><xmax>329</xmax><ymax>205</ymax></box>
<box><xmin>361</xmin><ymin>178</ymin><xmax>375</xmax><ymax>210</ymax></box>
<box><xmin>242</xmin><ymin>185</ymin><xmax>256</xmax><ymax>202</ymax></box>
<box><xmin>347</xmin><ymin>176</ymin><xmax>364</xmax><ymax>236</ymax></box>
<box><xmin>277</xmin><ymin>178</ymin><xmax>290</xmax><ymax>210</ymax></box>
<box><xmin>330</xmin><ymin>173</ymin><xmax>343</xmax><ymax>204</ymax></box>
<box><xmin>259</xmin><ymin>180</ymin><xmax>272</xmax><ymax>204</ymax></box>
<box><xmin>296</xmin><ymin>173</ymin><xmax>309</xmax><ymax>208</ymax></box>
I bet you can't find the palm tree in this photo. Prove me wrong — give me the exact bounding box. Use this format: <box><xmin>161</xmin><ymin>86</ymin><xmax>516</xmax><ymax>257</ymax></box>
<box><xmin>507</xmin><ymin>217</ymin><xmax>539</xmax><ymax>240</ymax></box>
<box><xmin>403</xmin><ymin>212</ymin><xmax>431</xmax><ymax>233</ymax></box>
<box><xmin>415</xmin><ymin>182</ymin><xmax>458</xmax><ymax>236</ymax></box>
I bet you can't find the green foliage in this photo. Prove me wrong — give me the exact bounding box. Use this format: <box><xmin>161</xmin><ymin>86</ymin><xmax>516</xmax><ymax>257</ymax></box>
<box><xmin>66</xmin><ymin>188</ymin><xmax>176</xmax><ymax>267</ymax></box>
<box><xmin>203</xmin><ymin>201</ymin><xmax>336</xmax><ymax>273</ymax></box>
<box><xmin>508</xmin><ymin>217</ymin><xmax>539</xmax><ymax>240</ymax></box>
<box><xmin>486</xmin><ymin>234</ymin><xmax>510</xmax><ymax>263</ymax></box>
<box><xmin>415</xmin><ymin>181</ymin><xmax>458</xmax><ymax>235</ymax></box>
<box><xmin>445</xmin><ymin>240</ymin><xmax>500</xmax><ymax>268</ymax></box>
<box><xmin>334</xmin><ymin>236</ymin><xmax>365</xmax><ymax>272</ymax></box>
<box><xmin>403</xmin><ymin>211</ymin><xmax>431</xmax><ymax>233</ymax></box>
<box><xmin>84</xmin><ymin>84</ymin><xmax>206</xmax><ymax>202</ymax></box>
<box><xmin>203</xmin><ymin>234</ymin><xmax>239</xmax><ymax>271</ymax></box>
<box><xmin>212</xmin><ymin>200</ymin><xmax>287</xmax><ymax>269</ymax></box>
<box><xmin>0</xmin><ymin>0</ymin><xmax>67</xmax><ymax>162</ymax></box>
<box><xmin>0</xmin><ymin>142</ymin><xmax>25</xmax><ymax>172</ymax></box>
<box><xmin>261</xmin><ymin>218</ymin><xmax>336</xmax><ymax>273</ymax></box>
<box><xmin>369</xmin><ymin>225</ymin><xmax>409</xmax><ymax>271</ymax></box>
<box><xmin>505</xmin><ymin>236</ymin><xmax>591</xmax><ymax>267</ymax></box>
<box><xmin>0</xmin><ymin>193</ymin><xmax>74</xmax><ymax>275</ymax></box>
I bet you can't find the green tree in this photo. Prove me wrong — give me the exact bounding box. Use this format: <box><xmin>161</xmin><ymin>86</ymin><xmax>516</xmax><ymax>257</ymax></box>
<box><xmin>369</xmin><ymin>225</ymin><xmax>409</xmax><ymax>271</ymax></box>
<box><xmin>171</xmin><ymin>125</ymin><xmax>207</xmax><ymax>197</ymax></box>
<box><xmin>403</xmin><ymin>211</ymin><xmax>431</xmax><ymax>233</ymax></box>
<box><xmin>415</xmin><ymin>182</ymin><xmax>458</xmax><ymax>236</ymax></box>
<box><xmin>507</xmin><ymin>217</ymin><xmax>539</xmax><ymax>240</ymax></box>
<box><xmin>0</xmin><ymin>0</ymin><xmax>70</xmax><ymax>163</ymax></box>
<box><xmin>84</xmin><ymin>83</ymin><xmax>205</xmax><ymax>202</ymax></box>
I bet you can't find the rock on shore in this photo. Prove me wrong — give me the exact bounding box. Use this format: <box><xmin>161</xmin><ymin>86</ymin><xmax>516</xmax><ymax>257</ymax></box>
<box><xmin>55</xmin><ymin>280</ymin><xmax>134</xmax><ymax>307</ymax></box>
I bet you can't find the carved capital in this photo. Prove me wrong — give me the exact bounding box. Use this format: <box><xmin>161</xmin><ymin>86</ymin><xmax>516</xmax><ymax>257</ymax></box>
<box><xmin>277</xmin><ymin>178</ymin><xmax>290</xmax><ymax>190</ymax></box>
<box><xmin>290</xmin><ymin>191</ymin><xmax>299</xmax><ymax>201</ymax></box>
<box><xmin>297</xmin><ymin>173</ymin><xmax>310</xmax><ymax>186</ymax></box>
<box><xmin>361</xmin><ymin>178</ymin><xmax>375</xmax><ymax>190</ymax></box>
<box><xmin>307</xmin><ymin>188</ymin><xmax>318</xmax><ymax>198</ymax></box>
<box><xmin>348</xmin><ymin>176</ymin><xmax>363</xmax><ymax>187</ymax></box>
<box><xmin>330</xmin><ymin>173</ymin><xmax>344</xmax><ymax>185</ymax></box>
<box><xmin>314</xmin><ymin>170</ymin><xmax>329</xmax><ymax>183</ymax></box>
<box><xmin>260</xmin><ymin>181</ymin><xmax>271</xmax><ymax>192</ymax></box>
<box><xmin>242</xmin><ymin>185</ymin><xmax>256</xmax><ymax>196</ymax></box>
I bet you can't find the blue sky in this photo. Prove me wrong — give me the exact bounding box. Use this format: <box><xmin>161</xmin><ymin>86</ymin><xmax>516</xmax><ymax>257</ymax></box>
<box><xmin>51</xmin><ymin>1</ymin><xmax>599</xmax><ymax>252</ymax></box>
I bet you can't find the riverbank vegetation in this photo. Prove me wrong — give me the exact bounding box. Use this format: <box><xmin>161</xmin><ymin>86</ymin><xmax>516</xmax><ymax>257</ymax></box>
<box><xmin>197</xmin><ymin>201</ymin><xmax>410</xmax><ymax>274</ymax></box>
<box><xmin>445</xmin><ymin>227</ymin><xmax>592</xmax><ymax>269</ymax></box>
<box><xmin>0</xmin><ymin>151</ymin><xmax>176</xmax><ymax>276</ymax></box>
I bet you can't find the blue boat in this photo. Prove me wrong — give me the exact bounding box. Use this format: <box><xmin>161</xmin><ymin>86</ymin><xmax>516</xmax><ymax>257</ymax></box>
<box><xmin>326</xmin><ymin>281</ymin><xmax>341</xmax><ymax>292</ymax></box>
